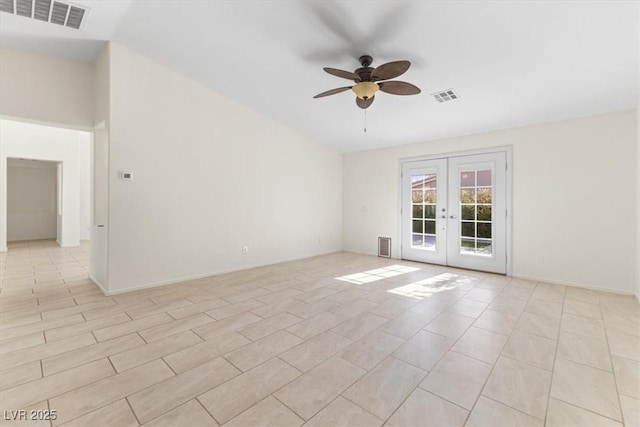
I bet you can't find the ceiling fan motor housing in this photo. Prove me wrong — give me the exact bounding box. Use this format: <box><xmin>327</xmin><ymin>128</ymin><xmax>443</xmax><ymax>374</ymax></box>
<box><xmin>356</xmin><ymin>55</ymin><xmax>374</xmax><ymax>81</ymax></box>
<box><xmin>359</xmin><ymin>55</ymin><xmax>373</xmax><ymax>67</ymax></box>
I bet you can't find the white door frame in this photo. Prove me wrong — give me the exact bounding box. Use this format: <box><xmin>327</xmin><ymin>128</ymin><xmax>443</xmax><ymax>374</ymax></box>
<box><xmin>398</xmin><ymin>146</ymin><xmax>513</xmax><ymax>276</ymax></box>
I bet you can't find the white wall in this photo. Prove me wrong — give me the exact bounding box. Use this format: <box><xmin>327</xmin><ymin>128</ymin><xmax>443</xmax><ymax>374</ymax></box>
<box><xmin>7</xmin><ymin>159</ymin><xmax>57</xmax><ymax>241</ymax></box>
<box><xmin>636</xmin><ymin>0</ymin><xmax>640</xmax><ymax>301</ymax></box>
<box><xmin>0</xmin><ymin>120</ymin><xmax>91</xmax><ymax>250</ymax></box>
<box><xmin>104</xmin><ymin>43</ymin><xmax>342</xmax><ymax>294</ymax></box>
<box><xmin>0</xmin><ymin>49</ymin><xmax>93</xmax><ymax>129</ymax></box>
<box><xmin>79</xmin><ymin>135</ymin><xmax>91</xmax><ymax>240</ymax></box>
<box><xmin>343</xmin><ymin>110</ymin><xmax>637</xmax><ymax>294</ymax></box>
<box><xmin>90</xmin><ymin>45</ymin><xmax>111</xmax><ymax>290</ymax></box>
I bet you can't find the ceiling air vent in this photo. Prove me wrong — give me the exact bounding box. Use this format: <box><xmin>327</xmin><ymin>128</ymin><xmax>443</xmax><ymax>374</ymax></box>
<box><xmin>0</xmin><ymin>0</ymin><xmax>87</xmax><ymax>29</ymax></box>
<box><xmin>432</xmin><ymin>89</ymin><xmax>459</xmax><ymax>103</ymax></box>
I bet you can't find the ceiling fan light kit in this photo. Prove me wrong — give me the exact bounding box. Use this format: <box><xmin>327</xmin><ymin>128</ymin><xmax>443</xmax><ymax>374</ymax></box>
<box><xmin>352</xmin><ymin>82</ymin><xmax>379</xmax><ymax>100</ymax></box>
<box><xmin>314</xmin><ymin>55</ymin><xmax>421</xmax><ymax>109</ymax></box>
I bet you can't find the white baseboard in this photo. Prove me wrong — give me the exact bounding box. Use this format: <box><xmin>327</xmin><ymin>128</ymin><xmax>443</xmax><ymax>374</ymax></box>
<box><xmin>102</xmin><ymin>250</ymin><xmax>342</xmax><ymax>296</ymax></box>
<box><xmin>89</xmin><ymin>275</ymin><xmax>108</xmax><ymax>296</ymax></box>
<box><xmin>511</xmin><ymin>274</ymin><xmax>636</xmax><ymax>296</ymax></box>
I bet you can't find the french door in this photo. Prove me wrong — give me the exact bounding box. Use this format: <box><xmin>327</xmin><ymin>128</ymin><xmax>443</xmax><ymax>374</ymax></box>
<box><xmin>401</xmin><ymin>152</ymin><xmax>507</xmax><ymax>274</ymax></box>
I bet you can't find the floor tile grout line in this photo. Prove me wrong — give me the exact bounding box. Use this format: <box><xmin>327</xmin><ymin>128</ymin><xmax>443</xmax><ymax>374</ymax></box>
<box><xmin>459</xmin><ymin>276</ymin><xmax>531</xmax><ymax>425</ymax></box>
<box><xmin>542</xmin><ymin>284</ymin><xmax>567</xmax><ymax>425</ymax></box>
<box><xmin>552</xmin><ymin>395</ymin><xmax>628</xmax><ymax>425</ymax></box>
<box><xmin>601</xmin><ymin>297</ymin><xmax>626</xmax><ymax>425</ymax></box>
<box><xmin>123</xmin><ymin>396</ymin><xmax>143</xmax><ymax>426</ymax></box>
<box><xmin>54</xmin><ymin>357</ymin><xmax>177</xmax><ymax>425</ymax></box>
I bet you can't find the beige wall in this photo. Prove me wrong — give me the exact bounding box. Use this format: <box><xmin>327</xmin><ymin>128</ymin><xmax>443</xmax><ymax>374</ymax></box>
<box><xmin>7</xmin><ymin>160</ymin><xmax>57</xmax><ymax>241</ymax></box>
<box><xmin>343</xmin><ymin>110</ymin><xmax>638</xmax><ymax>294</ymax></box>
<box><xmin>0</xmin><ymin>49</ymin><xmax>94</xmax><ymax>129</ymax></box>
<box><xmin>105</xmin><ymin>43</ymin><xmax>342</xmax><ymax>294</ymax></box>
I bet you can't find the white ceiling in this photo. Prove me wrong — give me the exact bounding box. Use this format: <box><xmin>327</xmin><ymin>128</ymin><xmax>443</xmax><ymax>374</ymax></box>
<box><xmin>1</xmin><ymin>1</ymin><xmax>638</xmax><ymax>152</ymax></box>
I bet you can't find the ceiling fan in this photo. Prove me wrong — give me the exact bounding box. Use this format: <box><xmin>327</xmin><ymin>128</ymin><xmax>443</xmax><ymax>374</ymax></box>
<box><xmin>313</xmin><ymin>55</ymin><xmax>421</xmax><ymax>109</ymax></box>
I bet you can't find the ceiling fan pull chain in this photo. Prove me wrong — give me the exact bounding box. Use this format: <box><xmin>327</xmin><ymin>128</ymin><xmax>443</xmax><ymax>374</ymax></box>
<box><xmin>364</xmin><ymin>109</ymin><xmax>367</xmax><ymax>133</ymax></box>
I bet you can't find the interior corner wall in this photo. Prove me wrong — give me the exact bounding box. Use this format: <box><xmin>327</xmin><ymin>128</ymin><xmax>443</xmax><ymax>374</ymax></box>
<box><xmin>105</xmin><ymin>43</ymin><xmax>342</xmax><ymax>294</ymax></box>
<box><xmin>0</xmin><ymin>48</ymin><xmax>93</xmax><ymax>129</ymax></box>
<box><xmin>343</xmin><ymin>110</ymin><xmax>637</xmax><ymax>294</ymax></box>
<box><xmin>0</xmin><ymin>120</ymin><xmax>90</xmax><ymax>250</ymax></box>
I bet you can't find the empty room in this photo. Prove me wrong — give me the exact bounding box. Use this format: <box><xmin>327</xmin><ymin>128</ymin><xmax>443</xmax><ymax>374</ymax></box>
<box><xmin>0</xmin><ymin>1</ymin><xmax>638</xmax><ymax>426</ymax></box>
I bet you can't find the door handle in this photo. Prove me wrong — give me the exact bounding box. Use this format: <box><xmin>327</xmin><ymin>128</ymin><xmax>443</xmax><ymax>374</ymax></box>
<box><xmin>449</xmin><ymin>215</ymin><xmax>457</xmax><ymax>219</ymax></box>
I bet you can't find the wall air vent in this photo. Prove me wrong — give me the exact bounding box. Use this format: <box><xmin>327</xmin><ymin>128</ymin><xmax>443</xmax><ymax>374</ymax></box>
<box><xmin>0</xmin><ymin>0</ymin><xmax>87</xmax><ymax>29</ymax></box>
<box><xmin>378</xmin><ymin>237</ymin><xmax>391</xmax><ymax>258</ymax></box>
<box><xmin>432</xmin><ymin>89</ymin><xmax>459</xmax><ymax>103</ymax></box>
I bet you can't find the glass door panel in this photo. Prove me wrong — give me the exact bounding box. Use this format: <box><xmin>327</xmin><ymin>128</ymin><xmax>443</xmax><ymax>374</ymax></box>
<box><xmin>447</xmin><ymin>153</ymin><xmax>506</xmax><ymax>274</ymax></box>
<box><xmin>401</xmin><ymin>159</ymin><xmax>447</xmax><ymax>265</ymax></box>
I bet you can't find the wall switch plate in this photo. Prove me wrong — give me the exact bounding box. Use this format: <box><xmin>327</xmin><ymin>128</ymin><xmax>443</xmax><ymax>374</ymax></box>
<box><xmin>120</xmin><ymin>171</ymin><xmax>133</xmax><ymax>181</ymax></box>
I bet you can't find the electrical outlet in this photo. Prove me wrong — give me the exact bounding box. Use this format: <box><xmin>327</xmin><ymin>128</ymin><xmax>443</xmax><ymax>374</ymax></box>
<box><xmin>242</xmin><ymin>246</ymin><xmax>249</xmax><ymax>254</ymax></box>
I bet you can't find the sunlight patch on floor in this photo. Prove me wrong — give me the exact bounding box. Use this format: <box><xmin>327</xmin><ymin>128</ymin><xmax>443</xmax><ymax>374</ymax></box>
<box><xmin>387</xmin><ymin>273</ymin><xmax>475</xmax><ymax>299</ymax></box>
<box><xmin>335</xmin><ymin>265</ymin><xmax>420</xmax><ymax>285</ymax></box>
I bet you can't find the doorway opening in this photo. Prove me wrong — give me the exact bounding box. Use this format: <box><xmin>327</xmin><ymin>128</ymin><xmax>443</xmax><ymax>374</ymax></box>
<box><xmin>1</xmin><ymin>119</ymin><xmax>93</xmax><ymax>289</ymax></box>
<box><xmin>7</xmin><ymin>158</ymin><xmax>60</xmax><ymax>243</ymax></box>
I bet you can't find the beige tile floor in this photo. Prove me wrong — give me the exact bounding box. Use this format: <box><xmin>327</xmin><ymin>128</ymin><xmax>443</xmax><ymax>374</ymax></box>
<box><xmin>0</xmin><ymin>240</ymin><xmax>639</xmax><ymax>426</ymax></box>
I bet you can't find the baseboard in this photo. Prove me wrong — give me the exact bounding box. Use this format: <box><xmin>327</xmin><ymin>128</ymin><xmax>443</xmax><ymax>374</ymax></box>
<box><xmin>59</xmin><ymin>243</ymin><xmax>81</xmax><ymax>248</ymax></box>
<box><xmin>102</xmin><ymin>250</ymin><xmax>342</xmax><ymax>296</ymax></box>
<box><xmin>89</xmin><ymin>275</ymin><xmax>108</xmax><ymax>296</ymax></box>
<box><xmin>507</xmin><ymin>274</ymin><xmax>635</xmax><ymax>296</ymax></box>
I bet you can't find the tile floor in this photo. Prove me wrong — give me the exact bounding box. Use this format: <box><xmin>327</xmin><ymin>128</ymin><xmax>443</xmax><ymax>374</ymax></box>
<box><xmin>0</xmin><ymin>240</ymin><xmax>638</xmax><ymax>426</ymax></box>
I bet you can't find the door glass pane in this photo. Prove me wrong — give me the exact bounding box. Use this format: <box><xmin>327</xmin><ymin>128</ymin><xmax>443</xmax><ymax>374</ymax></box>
<box><xmin>477</xmin><ymin>205</ymin><xmax>492</xmax><ymax>221</ymax></box>
<box><xmin>424</xmin><ymin>205</ymin><xmax>436</xmax><ymax>219</ymax></box>
<box><xmin>477</xmin><ymin>222</ymin><xmax>492</xmax><ymax>238</ymax></box>
<box><xmin>461</xmin><ymin>222</ymin><xmax>475</xmax><ymax>237</ymax></box>
<box><xmin>461</xmin><ymin>205</ymin><xmax>475</xmax><ymax>220</ymax></box>
<box><xmin>410</xmin><ymin>173</ymin><xmax>437</xmax><ymax>251</ymax></box>
<box><xmin>425</xmin><ymin>220</ymin><xmax>436</xmax><ymax>234</ymax></box>
<box><xmin>424</xmin><ymin>190</ymin><xmax>436</xmax><ymax>203</ymax></box>
<box><xmin>412</xmin><ymin>205</ymin><xmax>424</xmax><ymax>218</ymax></box>
<box><xmin>477</xmin><ymin>170</ymin><xmax>492</xmax><ymax>186</ymax></box>
<box><xmin>460</xmin><ymin>171</ymin><xmax>475</xmax><ymax>187</ymax></box>
<box><xmin>477</xmin><ymin>240</ymin><xmax>492</xmax><ymax>255</ymax></box>
<box><xmin>460</xmin><ymin>189</ymin><xmax>475</xmax><ymax>203</ymax></box>
<box><xmin>477</xmin><ymin>188</ymin><xmax>492</xmax><ymax>203</ymax></box>
<box><xmin>459</xmin><ymin>169</ymin><xmax>493</xmax><ymax>256</ymax></box>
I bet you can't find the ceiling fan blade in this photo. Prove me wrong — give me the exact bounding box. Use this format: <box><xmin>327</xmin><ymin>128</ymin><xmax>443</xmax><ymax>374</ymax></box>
<box><xmin>378</xmin><ymin>81</ymin><xmax>421</xmax><ymax>95</ymax></box>
<box><xmin>371</xmin><ymin>60</ymin><xmax>411</xmax><ymax>81</ymax></box>
<box><xmin>324</xmin><ymin>67</ymin><xmax>362</xmax><ymax>82</ymax></box>
<box><xmin>313</xmin><ymin>86</ymin><xmax>352</xmax><ymax>98</ymax></box>
<box><xmin>356</xmin><ymin>96</ymin><xmax>375</xmax><ymax>109</ymax></box>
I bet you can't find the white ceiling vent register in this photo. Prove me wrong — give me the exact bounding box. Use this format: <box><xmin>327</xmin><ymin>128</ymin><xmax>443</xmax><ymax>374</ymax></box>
<box><xmin>0</xmin><ymin>0</ymin><xmax>86</xmax><ymax>29</ymax></box>
<box><xmin>432</xmin><ymin>89</ymin><xmax>459</xmax><ymax>103</ymax></box>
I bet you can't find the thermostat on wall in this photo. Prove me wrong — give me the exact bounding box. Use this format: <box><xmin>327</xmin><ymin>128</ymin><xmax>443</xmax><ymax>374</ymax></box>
<box><xmin>120</xmin><ymin>171</ymin><xmax>133</xmax><ymax>181</ymax></box>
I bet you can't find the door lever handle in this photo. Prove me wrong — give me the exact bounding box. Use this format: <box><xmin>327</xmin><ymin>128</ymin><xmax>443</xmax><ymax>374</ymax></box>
<box><xmin>449</xmin><ymin>215</ymin><xmax>457</xmax><ymax>219</ymax></box>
